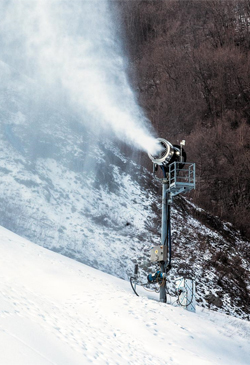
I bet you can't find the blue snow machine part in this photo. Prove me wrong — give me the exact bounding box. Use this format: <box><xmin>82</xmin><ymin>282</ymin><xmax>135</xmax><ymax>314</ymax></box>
<box><xmin>147</xmin><ymin>270</ymin><xmax>164</xmax><ymax>283</ymax></box>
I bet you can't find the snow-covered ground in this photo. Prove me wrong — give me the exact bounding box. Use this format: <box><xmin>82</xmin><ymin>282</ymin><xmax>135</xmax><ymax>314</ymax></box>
<box><xmin>0</xmin><ymin>226</ymin><xmax>249</xmax><ymax>365</ymax></box>
<box><xmin>0</xmin><ymin>59</ymin><xmax>249</xmax><ymax>320</ymax></box>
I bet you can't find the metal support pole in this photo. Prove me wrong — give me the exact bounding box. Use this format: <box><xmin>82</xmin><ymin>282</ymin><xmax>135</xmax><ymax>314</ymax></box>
<box><xmin>160</xmin><ymin>179</ymin><xmax>168</xmax><ymax>302</ymax></box>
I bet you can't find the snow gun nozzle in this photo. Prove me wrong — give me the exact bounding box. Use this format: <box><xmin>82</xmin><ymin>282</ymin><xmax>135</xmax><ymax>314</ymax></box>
<box><xmin>148</xmin><ymin>137</ymin><xmax>187</xmax><ymax>169</ymax></box>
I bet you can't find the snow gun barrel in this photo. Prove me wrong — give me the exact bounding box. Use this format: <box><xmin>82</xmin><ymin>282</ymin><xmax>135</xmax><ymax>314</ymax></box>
<box><xmin>148</xmin><ymin>138</ymin><xmax>186</xmax><ymax>168</ymax></box>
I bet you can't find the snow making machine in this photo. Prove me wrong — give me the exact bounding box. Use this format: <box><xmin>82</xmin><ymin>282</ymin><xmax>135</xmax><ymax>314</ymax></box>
<box><xmin>130</xmin><ymin>138</ymin><xmax>196</xmax><ymax>312</ymax></box>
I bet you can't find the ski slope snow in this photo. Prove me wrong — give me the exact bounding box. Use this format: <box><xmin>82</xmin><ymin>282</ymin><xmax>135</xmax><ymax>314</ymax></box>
<box><xmin>0</xmin><ymin>226</ymin><xmax>249</xmax><ymax>365</ymax></box>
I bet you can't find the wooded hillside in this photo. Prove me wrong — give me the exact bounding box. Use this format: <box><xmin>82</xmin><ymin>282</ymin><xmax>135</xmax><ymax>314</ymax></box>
<box><xmin>117</xmin><ymin>0</ymin><xmax>250</xmax><ymax>238</ymax></box>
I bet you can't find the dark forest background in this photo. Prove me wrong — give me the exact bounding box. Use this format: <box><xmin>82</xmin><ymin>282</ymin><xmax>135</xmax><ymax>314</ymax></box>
<box><xmin>116</xmin><ymin>0</ymin><xmax>250</xmax><ymax>238</ymax></box>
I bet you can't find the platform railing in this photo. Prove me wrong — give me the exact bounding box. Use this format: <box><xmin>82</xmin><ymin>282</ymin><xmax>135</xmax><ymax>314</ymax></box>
<box><xmin>167</xmin><ymin>162</ymin><xmax>195</xmax><ymax>196</ymax></box>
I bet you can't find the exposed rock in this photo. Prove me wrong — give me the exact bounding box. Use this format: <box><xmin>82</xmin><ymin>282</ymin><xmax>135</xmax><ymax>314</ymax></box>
<box><xmin>205</xmin><ymin>293</ymin><xmax>223</xmax><ymax>308</ymax></box>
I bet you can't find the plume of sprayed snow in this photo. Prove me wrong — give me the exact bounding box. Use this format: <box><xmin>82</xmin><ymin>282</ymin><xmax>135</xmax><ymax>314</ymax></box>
<box><xmin>0</xmin><ymin>0</ymin><xmax>160</xmax><ymax>155</ymax></box>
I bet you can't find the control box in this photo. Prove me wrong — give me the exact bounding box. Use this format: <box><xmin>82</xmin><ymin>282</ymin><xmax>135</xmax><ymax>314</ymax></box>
<box><xmin>150</xmin><ymin>245</ymin><xmax>167</xmax><ymax>262</ymax></box>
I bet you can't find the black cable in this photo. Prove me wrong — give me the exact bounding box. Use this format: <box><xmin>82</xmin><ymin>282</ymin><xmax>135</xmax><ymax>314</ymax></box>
<box><xmin>131</xmin><ymin>274</ymin><xmax>194</xmax><ymax>307</ymax></box>
<box><xmin>130</xmin><ymin>276</ymin><xmax>167</xmax><ymax>297</ymax></box>
<box><xmin>177</xmin><ymin>293</ymin><xmax>194</xmax><ymax>307</ymax></box>
<box><xmin>167</xmin><ymin>203</ymin><xmax>171</xmax><ymax>269</ymax></box>
<box><xmin>176</xmin><ymin>281</ymin><xmax>195</xmax><ymax>307</ymax></box>
<box><xmin>130</xmin><ymin>277</ymin><xmax>139</xmax><ymax>296</ymax></box>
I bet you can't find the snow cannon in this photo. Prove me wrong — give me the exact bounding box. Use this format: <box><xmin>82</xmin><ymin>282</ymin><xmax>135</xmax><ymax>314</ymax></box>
<box><xmin>148</xmin><ymin>138</ymin><xmax>186</xmax><ymax>169</ymax></box>
<box><xmin>130</xmin><ymin>137</ymin><xmax>196</xmax><ymax>308</ymax></box>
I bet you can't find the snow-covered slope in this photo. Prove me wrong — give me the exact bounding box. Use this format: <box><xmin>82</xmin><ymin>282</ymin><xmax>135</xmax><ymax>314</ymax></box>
<box><xmin>0</xmin><ymin>226</ymin><xmax>250</xmax><ymax>365</ymax></box>
<box><xmin>0</xmin><ymin>60</ymin><xmax>158</xmax><ymax>279</ymax></box>
<box><xmin>0</xmin><ymin>60</ymin><xmax>249</xmax><ymax>320</ymax></box>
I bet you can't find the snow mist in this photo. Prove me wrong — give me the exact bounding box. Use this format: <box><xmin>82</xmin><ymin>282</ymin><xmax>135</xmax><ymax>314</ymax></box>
<box><xmin>0</xmin><ymin>0</ymin><xmax>159</xmax><ymax>155</ymax></box>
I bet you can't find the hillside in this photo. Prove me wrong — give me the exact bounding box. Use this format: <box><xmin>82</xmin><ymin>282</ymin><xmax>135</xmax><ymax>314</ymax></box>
<box><xmin>117</xmin><ymin>0</ymin><xmax>250</xmax><ymax>238</ymax></box>
<box><xmin>0</xmin><ymin>58</ymin><xmax>249</xmax><ymax>320</ymax></box>
<box><xmin>0</xmin><ymin>226</ymin><xmax>250</xmax><ymax>365</ymax></box>
<box><xmin>0</xmin><ymin>1</ymin><xmax>249</xmax><ymax>322</ymax></box>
